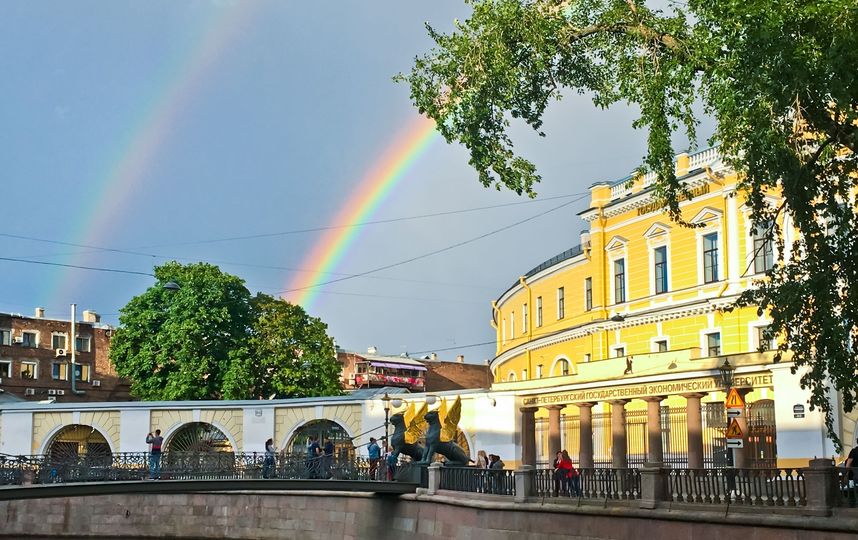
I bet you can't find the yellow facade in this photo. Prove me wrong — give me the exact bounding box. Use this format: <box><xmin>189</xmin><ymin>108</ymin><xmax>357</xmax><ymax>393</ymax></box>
<box><xmin>492</xmin><ymin>149</ymin><xmax>778</xmax><ymax>383</ymax></box>
<box><xmin>487</xmin><ymin>148</ymin><xmax>828</xmax><ymax>468</ymax></box>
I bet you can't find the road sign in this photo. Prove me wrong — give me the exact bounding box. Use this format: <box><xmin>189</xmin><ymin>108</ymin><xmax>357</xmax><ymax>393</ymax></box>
<box><xmin>725</xmin><ymin>388</ymin><xmax>745</xmax><ymax>409</ymax></box>
<box><xmin>727</xmin><ymin>439</ymin><xmax>744</xmax><ymax>449</ymax></box>
<box><xmin>726</xmin><ymin>418</ymin><xmax>744</xmax><ymax>439</ymax></box>
<box><xmin>726</xmin><ymin>408</ymin><xmax>742</xmax><ymax>419</ymax></box>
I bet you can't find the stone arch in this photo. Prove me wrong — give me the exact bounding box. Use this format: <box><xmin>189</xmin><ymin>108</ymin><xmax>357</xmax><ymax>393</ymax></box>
<box><xmin>40</xmin><ymin>424</ymin><xmax>114</xmax><ymax>461</ymax></box>
<box><xmin>282</xmin><ymin>419</ymin><xmax>355</xmax><ymax>458</ymax></box>
<box><xmin>163</xmin><ymin>421</ymin><xmax>237</xmax><ymax>453</ymax></box>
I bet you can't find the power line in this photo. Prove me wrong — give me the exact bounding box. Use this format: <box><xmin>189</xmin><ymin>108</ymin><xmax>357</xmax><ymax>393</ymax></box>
<box><xmin>0</xmin><ymin>256</ymin><xmax>154</xmax><ymax>278</ymax></box>
<box><xmin>279</xmin><ymin>194</ymin><xmax>589</xmax><ymax>294</ymax></box>
<box><xmin>133</xmin><ymin>192</ymin><xmax>589</xmax><ymax>248</ymax></box>
<box><xmin>409</xmin><ymin>340</ymin><xmax>497</xmax><ymax>355</ymax></box>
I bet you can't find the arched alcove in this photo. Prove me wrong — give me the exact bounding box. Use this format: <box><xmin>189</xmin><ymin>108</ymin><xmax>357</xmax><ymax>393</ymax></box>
<box><xmin>285</xmin><ymin>419</ymin><xmax>354</xmax><ymax>459</ymax></box>
<box><xmin>45</xmin><ymin>424</ymin><xmax>111</xmax><ymax>463</ymax></box>
<box><xmin>164</xmin><ymin>422</ymin><xmax>234</xmax><ymax>453</ymax></box>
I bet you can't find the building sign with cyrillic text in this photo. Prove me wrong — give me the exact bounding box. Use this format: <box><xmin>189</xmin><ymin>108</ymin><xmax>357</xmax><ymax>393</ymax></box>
<box><xmin>636</xmin><ymin>183</ymin><xmax>710</xmax><ymax>216</ymax></box>
<box><xmin>521</xmin><ymin>373</ymin><xmax>772</xmax><ymax>406</ymax></box>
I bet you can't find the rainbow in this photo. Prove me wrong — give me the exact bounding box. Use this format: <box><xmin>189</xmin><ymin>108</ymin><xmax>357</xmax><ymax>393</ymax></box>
<box><xmin>285</xmin><ymin>116</ymin><xmax>438</xmax><ymax>308</ymax></box>
<box><xmin>48</xmin><ymin>3</ymin><xmax>258</xmax><ymax>303</ymax></box>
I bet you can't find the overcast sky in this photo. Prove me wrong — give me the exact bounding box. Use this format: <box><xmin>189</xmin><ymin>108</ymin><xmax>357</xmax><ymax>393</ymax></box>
<box><xmin>0</xmin><ymin>0</ymin><xmax>713</xmax><ymax>363</ymax></box>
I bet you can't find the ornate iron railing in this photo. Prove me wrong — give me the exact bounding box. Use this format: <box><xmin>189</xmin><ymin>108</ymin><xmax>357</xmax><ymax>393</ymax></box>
<box><xmin>439</xmin><ymin>467</ymin><xmax>515</xmax><ymax>496</ymax></box>
<box><xmin>0</xmin><ymin>452</ymin><xmax>411</xmax><ymax>485</ymax></box>
<box><xmin>668</xmin><ymin>468</ymin><xmax>805</xmax><ymax>506</ymax></box>
<box><xmin>534</xmin><ymin>468</ymin><xmax>641</xmax><ymax>500</ymax></box>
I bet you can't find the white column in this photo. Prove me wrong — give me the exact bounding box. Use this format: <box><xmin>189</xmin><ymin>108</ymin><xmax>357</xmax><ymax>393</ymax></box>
<box><xmin>725</xmin><ymin>187</ymin><xmax>741</xmax><ymax>289</ymax></box>
<box><xmin>0</xmin><ymin>412</ymin><xmax>34</xmax><ymax>455</ymax></box>
<box><xmin>242</xmin><ymin>407</ymin><xmax>275</xmax><ymax>452</ymax></box>
<box><xmin>119</xmin><ymin>409</ymin><xmax>151</xmax><ymax>453</ymax></box>
<box><xmin>770</xmin><ymin>363</ymin><xmax>837</xmax><ymax>464</ymax></box>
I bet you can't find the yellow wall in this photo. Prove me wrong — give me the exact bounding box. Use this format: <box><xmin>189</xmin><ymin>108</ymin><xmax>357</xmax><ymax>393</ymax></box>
<box><xmin>492</xmin><ymin>150</ymin><xmax>779</xmax><ymax>385</ymax></box>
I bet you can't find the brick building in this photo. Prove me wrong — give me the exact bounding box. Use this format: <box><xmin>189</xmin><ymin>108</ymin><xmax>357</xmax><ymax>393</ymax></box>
<box><xmin>337</xmin><ymin>347</ymin><xmax>491</xmax><ymax>393</ymax></box>
<box><xmin>0</xmin><ymin>308</ymin><xmax>131</xmax><ymax>403</ymax></box>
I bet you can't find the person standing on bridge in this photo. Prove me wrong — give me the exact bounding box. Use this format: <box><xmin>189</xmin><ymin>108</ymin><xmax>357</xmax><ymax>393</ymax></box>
<box><xmin>263</xmin><ymin>438</ymin><xmax>276</xmax><ymax>479</ymax></box>
<box><xmin>322</xmin><ymin>438</ymin><xmax>334</xmax><ymax>479</ymax></box>
<box><xmin>367</xmin><ymin>437</ymin><xmax>381</xmax><ymax>480</ymax></box>
<box><xmin>145</xmin><ymin>429</ymin><xmax>163</xmax><ymax>480</ymax></box>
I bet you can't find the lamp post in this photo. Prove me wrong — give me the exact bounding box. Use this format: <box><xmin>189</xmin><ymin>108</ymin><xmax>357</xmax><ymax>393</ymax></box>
<box><xmin>380</xmin><ymin>393</ymin><xmax>403</xmax><ymax>448</ymax></box>
<box><xmin>718</xmin><ymin>359</ymin><xmax>736</xmax><ymax>467</ymax></box>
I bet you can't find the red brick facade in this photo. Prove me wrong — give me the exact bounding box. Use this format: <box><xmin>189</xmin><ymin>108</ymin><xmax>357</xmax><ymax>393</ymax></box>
<box><xmin>0</xmin><ymin>310</ymin><xmax>131</xmax><ymax>403</ymax></box>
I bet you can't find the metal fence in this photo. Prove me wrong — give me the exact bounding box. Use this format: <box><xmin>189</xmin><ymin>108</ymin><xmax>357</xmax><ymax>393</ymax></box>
<box><xmin>668</xmin><ymin>468</ymin><xmax>805</xmax><ymax>506</ymax></box>
<box><xmin>0</xmin><ymin>452</ymin><xmax>409</xmax><ymax>485</ymax></box>
<box><xmin>439</xmin><ymin>467</ymin><xmax>515</xmax><ymax>496</ymax></box>
<box><xmin>534</xmin><ymin>468</ymin><xmax>641</xmax><ymax>500</ymax></box>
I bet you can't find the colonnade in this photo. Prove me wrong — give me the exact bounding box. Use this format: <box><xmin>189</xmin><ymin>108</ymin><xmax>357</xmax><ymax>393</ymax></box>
<box><xmin>521</xmin><ymin>390</ymin><xmax>753</xmax><ymax>469</ymax></box>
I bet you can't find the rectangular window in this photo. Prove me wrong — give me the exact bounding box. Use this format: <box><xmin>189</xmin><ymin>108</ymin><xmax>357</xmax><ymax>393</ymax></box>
<box><xmin>557</xmin><ymin>287</ymin><xmax>565</xmax><ymax>319</ymax></box>
<box><xmin>510</xmin><ymin>311</ymin><xmax>515</xmax><ymax>339</ymax></box>
<box><xmin>74</xmin><ymin>364</ymin><xmax>90</xmax><ymax>382</ymax></box>
<box><xmin>654</xmin><ymin>339</ymin><xmax>668</xmax><ymax>353</ymax></box>
<box><xmin>536</xmin><ymin>297</ymin><xmax>543</xmax><ymax>327</ymax></box>
<box><xmin>614</xmin><ymin>259</ymin><xmax>626</xmax><ymax>303</ymax></box>
<box><xmin>52</xmin><ymin>334</ymin><xmax>67</xmax><ymax>350</ymax></box>
<box><xmin>584</xmin><ymin>353</ymin><xmax>591</xmax><ymax>363</ymax></box>
<box><xmin>614</xmin><ymin>347</ymin><xmax>625</xmax><ymax>358</ymax></box>
<box><xmin>0</xmin><ymin>360</ymin><xmax>11</xmax><ymax>378</ymax></box>
<box><xmin>0</xmin><ymin>329</ymin><xmax>10</xmax><ymax>346</ymax></box>
<box><xmin>52</xmin><ymin>362</ymin><xmax>68</xmax><ymax>380</ymax></box>
<box><xmin>522</xmin><ymin>303</ymin><xmax>528</xmax><ymax>332</ymax></box>
<box><xmin>706</xmin><ymin>332</ymin><xmax>722</xmax><ymax>356</ymax></box>
<box><xmin>756</xmin><ymin>326</ymin><xmax>775</xmax><ymax>351</ymax></box>
<box><xmin>21</xmin><ymin>332</ymin><xmax>37</xmax><ymax>348</ymax></box>
<box><xmin>703</xmin><ymin>233</ymin><xmax>719</xmax><ymax>283</ymax></box>
<box><xmin>21</xmin><ymin>361</ymin><xmax>37</xmax><ymax>380</ymax></box>
<box><xmin>584</xmin><ymin>278</ymin><xmax>593</xmax><ymax>311</ymax></box>
<box><xmin>521</xmin><ymin>369</ymin><xmax>528</xmax><ymax>381</ymax></box>
<box><xmin>75</xmin><ymin>336</ymin><xmax>91</xmax><ymax>353</ymax></box>
<box><xmin>753</xmin><ymin>225</ymin><xmax>774</xmax><ymax>274</ymax></box>
<box><xmin>654</xmin><ymin>246</ymin><xmax>668</xmax><ymax>294</ymax></box>
<box><xmin>560</xmin><ymin>360</ymin><xmax>570</xmax><ymax>376</ymax></box>
<box><xmin>536</xmin><ymin>364</ymin><xmax>543</xmax><ymax>378</ymax></box>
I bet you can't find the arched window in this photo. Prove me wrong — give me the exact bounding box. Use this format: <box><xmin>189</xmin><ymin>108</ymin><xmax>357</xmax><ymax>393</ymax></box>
<box><xmin>286</xmin><ymin>420</ymin><xmax>354</xmax><ymax>459</ymax></box>
<box><xmin>166</xmin><ymin>422</ymin><xmax>233</xmax><ymax>453</ymax></box>
<box><xmin>45</xmin><ymin>424</ymin><xmax>111</xmax><ymax>463</ymax></box>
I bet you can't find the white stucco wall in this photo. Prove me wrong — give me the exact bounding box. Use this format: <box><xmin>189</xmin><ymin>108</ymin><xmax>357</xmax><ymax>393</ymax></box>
<box><xmin>242</xmin><ymin>407</ymin><xmax>275</xmax><ymax>453</ymax></box>
<box><xmin>771</xmin><ymin>364</ymin><xmax>837</xmax><ymax>462</ymax></box>
<box><xmin>0</xmin><ymin>411</ymin><xmax>34</xmax><ymax>455</ymax></box>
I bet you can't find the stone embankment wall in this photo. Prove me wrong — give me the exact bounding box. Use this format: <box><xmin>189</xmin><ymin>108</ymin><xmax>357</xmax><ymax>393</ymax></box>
<box><xmin>0</xmin><ymin>490</ymin><xmax>856</xmax><ymax>539</ymax></box>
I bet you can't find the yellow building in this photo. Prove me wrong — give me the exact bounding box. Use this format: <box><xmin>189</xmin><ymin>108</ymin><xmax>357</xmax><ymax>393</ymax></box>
<box><xmin>489</xmin><ymin>148</ymin><xmax>847</xmax><ymax>469</ymax></box>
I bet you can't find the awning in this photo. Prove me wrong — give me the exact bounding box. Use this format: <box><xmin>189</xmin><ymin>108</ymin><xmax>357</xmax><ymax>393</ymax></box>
<box><xmin>369</xmin><ymin>361</ymin><xmax>427</xmax><ymax>372</ymax></box>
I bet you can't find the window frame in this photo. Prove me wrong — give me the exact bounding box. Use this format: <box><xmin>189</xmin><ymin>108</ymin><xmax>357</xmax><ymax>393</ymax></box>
<box><xmin>522</xmin><ymin>303</ymin><xmax>528</xmax><ymax>333</ymax></box>
<box><xmin>0</xmin><ymin>329</ymin><xmax>10</xmax><ymax>346</ymax></box>
<box><xmin>0</xmin><ymin>359</ymin><xmax>11</xmax><ymax>378</ymax></box>
<box><xmin>51</xmin><ymin>333</ymin><xmax>68</xmax><ymax>351</ymax></box>
<box><xmin>52</xmin><ymin>362</ymin><xmax>68</xmax><ymax>381</ymax></box>
<box><xmin>612</xmin><ymin>345</ymin><xmax>626</xmax><ymax>358</ymax></box>
<box><xmin>536</xmin><ymin>296</ymin><xmax>543</xmax><ymax>327</ymax></box>
<box><xmin>752</xmin><ymin>224</ymin><xmax>775</xmax><ymax>274</ymax></box>
<box><xmin>613</xmin><ymin>258</ymin><xmax>627</xmax><ymax>304</ymax></box>
<box><xmin>651</xmin><ymin>337</ymin><xmax>670</xmax><ymax>353</ymax></box>
<box><xmin>701</xmin><ymin>330</ymin><xmax>722</xmax><ymax>357</ymax></box>
<box><xmin>21</xmin><ymin>331</ymin><xmax>38</xmax><ymax>348</ymax></box>
<box><xmin>20</xmin><ymin>360</ymin><xmax>38</xmax><ymax>380</ymax></box>
<box><xmin>557</xmin><ymin>287</ymin><xmax>565</xmax><ymax>320</ymax></box>
<box><xmin>653</xmin><ymin>246</ymin><xmax>669</xmax><ymax>295</ymax></box>
<box><xmin>584</xmin><ymin>277</ymin><xmax>593</xmax><ymax>311</ymax></box>
<box><xmin>75</xmin><ymin>335</ymin><xmax>91</xmax><ymax>353</ymax></box>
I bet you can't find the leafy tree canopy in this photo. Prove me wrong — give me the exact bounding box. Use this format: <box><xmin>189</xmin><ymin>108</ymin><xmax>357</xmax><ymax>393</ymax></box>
<box><xmin>110</xmin><ymin>262</ymin><xmax>342</xmax><ymax>401</ymax></box>
<box><xmin>401</xmin><ymin>0</ymin><xmax>858</xmax><ymax>447</ymax></box>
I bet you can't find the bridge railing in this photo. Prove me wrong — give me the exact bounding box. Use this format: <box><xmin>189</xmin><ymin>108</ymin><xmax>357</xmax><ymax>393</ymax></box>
<box><xmin>438</xmin><ymin>466</ymin><xmax>515</xmax><ymax>496</ymax></box>
<box><xmin>667</xmin><ymin>468</ymin><xmax>806</xmax><ymax>506</ymax></box>
<box><xmin>0</xmin><ymin>452</ymin><xmax>412</xmax><ymax>485</ymax></box>
<box><xmin>533</xmin><ymin>468</ymin><xmax>641</xmax><ymax>500</ymax></box>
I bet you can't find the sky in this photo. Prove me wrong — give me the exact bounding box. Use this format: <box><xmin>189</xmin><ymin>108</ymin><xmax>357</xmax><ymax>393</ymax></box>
<box><xmin>0</xmin><ymin>0</ymin><xmax>713</xmax><ymax>364</ymax></box>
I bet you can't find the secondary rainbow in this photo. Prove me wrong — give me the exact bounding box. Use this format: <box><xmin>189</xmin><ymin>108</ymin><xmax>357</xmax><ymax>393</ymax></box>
<box><xmin>286</xmin><ymin>116</ymin><xmax>438</xmax><ymax>308</ymax></box>
<box><xmin>47</xmin><ymin>3</ymin><xmax>257</xmax><ymax>304</ymax></box>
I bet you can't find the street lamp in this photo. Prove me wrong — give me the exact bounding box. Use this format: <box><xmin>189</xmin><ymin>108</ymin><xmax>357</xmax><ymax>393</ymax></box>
<box><xmin>718</xmin><ymin>359</ymin><xmax>735</xmax><ymax>390</ymax></box>
<box><xmin>163</xmin><ymin>280</ymin><xmax>181</xmax><ymax>291</ymax></box>
<box><xmin>380</xmin><ymin>393</ymin><xmax>403</xmax><ymax>447</ymax></box>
